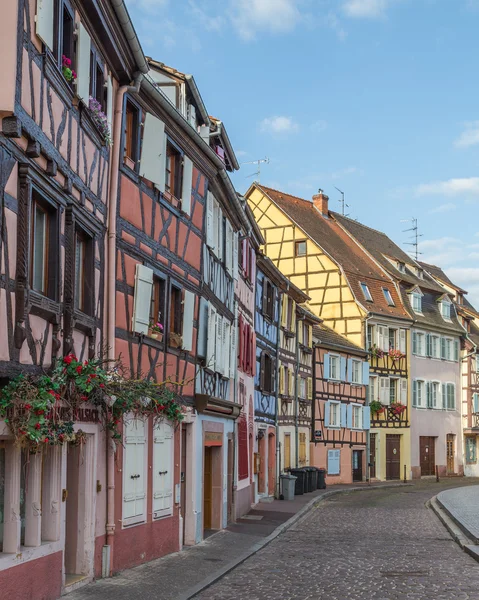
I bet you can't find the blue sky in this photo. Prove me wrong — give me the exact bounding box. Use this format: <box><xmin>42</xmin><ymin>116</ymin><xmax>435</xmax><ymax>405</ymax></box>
<box><xmin>125</xmin><ymin>0</ymin><xmax>479</xmax><ymax>305</ymax></box>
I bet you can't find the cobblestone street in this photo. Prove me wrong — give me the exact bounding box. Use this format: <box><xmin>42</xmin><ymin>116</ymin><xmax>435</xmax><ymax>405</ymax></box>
<box><xmin>196</xmin><ymin>482</ymin><xmax>479</xmax><ymax>600</ymax></box>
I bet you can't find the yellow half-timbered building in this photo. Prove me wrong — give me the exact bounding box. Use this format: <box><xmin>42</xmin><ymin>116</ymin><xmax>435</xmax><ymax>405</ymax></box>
<box><xmin>246</xmin><ymin>183</ymin><xmax>414</xmax><ymax>480</ymax></box>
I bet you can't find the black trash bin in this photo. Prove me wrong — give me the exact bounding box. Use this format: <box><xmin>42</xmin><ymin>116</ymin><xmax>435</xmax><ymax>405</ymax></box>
<box><xmin>290</xmin><ymin>469</ymin><xmax>306</xmax><ymax>495</ymax></box>
<box><xmin>300</xmin><ymin>467</ymin><xmax>313</xmax><ymax>493</ymax></box>
<box><xmin>304</xmin><ymin>467</ymin><xmax>317</xmax><ymax>490</ymax></box>
<box><xmin>317</xmin><ymin>468</ymin><xmax>327</xmax><ymax>489</ymax></box>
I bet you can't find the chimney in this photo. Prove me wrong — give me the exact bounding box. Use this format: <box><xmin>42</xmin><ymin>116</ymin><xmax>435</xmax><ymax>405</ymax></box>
<box><xmin>312</xmin><ymin>189</ymin><xmax>329</xmax><ymax>217</ymax></box>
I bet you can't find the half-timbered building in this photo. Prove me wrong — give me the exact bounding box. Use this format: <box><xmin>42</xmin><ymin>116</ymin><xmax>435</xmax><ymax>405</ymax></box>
<box><xmin>254</xmin><ymin>254</ymin><xmax>282</xmax><ymax>500</ymax></box>
<box><xmin>246</xmin><ymin>183</ymin><xmax>413</xmax><ymax>481</ymax></box>
<box><xmin>234</xmin><ymin>205</ymin><xmax>263</xmax><ymax>518</ymax></box>
<box><xmin>312</xmin><ymin>323</ymin><xmax>370</xmax><ymax>484</ymax></box>
<box><xmin>0</xmin><ymin>0</ymin><xmax>147</xmax><ymax>597</ymax></box>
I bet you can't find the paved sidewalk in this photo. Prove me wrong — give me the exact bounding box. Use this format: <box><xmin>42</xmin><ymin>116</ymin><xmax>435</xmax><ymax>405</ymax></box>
<box><xmin>436</xmin><ymin>485</ymin><xmax>479</xmax><ymax>544</ymax></box>
<box><xmin>69</xmin><ymin>481</ymin><xmax>409</xmax><ymax>600</ymax></box>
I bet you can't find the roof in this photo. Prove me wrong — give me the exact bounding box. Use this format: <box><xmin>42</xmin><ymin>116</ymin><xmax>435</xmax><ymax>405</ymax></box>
<box><xmin>208</xmin><ymin>117</ymin><xmax>239</xmax><ymax>171</ymax></box>
<box><xmin>418</xmin><ymin>261</ymin><xmax>465</xmax><ymax>292</ymax></box>
<box><xmin>297</xmin><ymin>304</ymin><xmax>322</xmax><ymax>324</ymax></box>
<box><xmin>463</xmin><ymin>296</ymin><xmax>479</xmax><ymax>319</ymax></box>
<box><xmin>469</xmin><ymin>319</ymin><xmax>479</xmax><ymax>348</ymax></box>
<box><xmin>313</xmin><ymin>323</ymin><xmax>367</xmax><ymax>356</ymax></box>
<box><xmin>333</xmin><ymin>213</ymin><xmax>445</xmax><ymax>294</ymax></box>
<box><xmin>256</xmin><ymin>184</ymin><xmax>410</xmax><ymax>321</ymax></box>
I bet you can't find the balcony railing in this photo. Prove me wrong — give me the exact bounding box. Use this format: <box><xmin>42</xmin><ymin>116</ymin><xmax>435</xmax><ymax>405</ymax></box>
<box><xmin>371</xmin><ymin>405</ymin><xmax>409</xmax><ymax>428</ymax></box>
<box><xmin>369</xmin><ymin>352</ymin><xmax>407</xmax><ymax>376</ymax></box>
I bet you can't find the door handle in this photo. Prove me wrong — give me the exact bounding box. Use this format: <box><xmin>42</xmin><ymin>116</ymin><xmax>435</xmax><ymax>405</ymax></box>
<box><xmin>158</xmin><ymin>470</ymin><xmax>168</xmax><ymax>476</ymax></box>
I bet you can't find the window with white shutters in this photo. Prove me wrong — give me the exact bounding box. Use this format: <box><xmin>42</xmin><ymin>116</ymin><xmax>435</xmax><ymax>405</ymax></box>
<box><xmin>400</xmin><ymin>379</ymin><xmax>407</xmax><ymax>404</ymax></box>
<box><xmin>181</xmin><ymin>156</ymin><xmax>193</xmax><ymax>216</ymax></box>
<box><xmin>36</xmin><ymin>0</ymin><xmax>55</xmax><ymax>49</ymax></box>
<box><xmin>377</xmin><ymin>325</ymin><xmax>388</xmax><ymax>351</ymax></box>
<box><xmin>327</xmin><ymin>449</ymin><xmax>340</xmax><ymax>475</ymax></box>
<box><xmin>139</xmin><ymin>113</ymin><xmax>167</xmax><ymax>190</ymax></box>
<box><xmin>223</xmin><ymin>319</ymin><xmax>231</xmax><ymax>377</ymax></box>
<box><xmin>152</xmin><ymin>421</ymin><xmax>174</xmax><ymax>519</ymax></box>
<box><xmin>76</xmin><ymin>23</ymin><xmax>91</xmax><ymax>104</ymax></box>
<box><xmin>399</xmin><ymin>329</ymin><xmax>407</xmax><ymax>353</ymax></box>
<box><xmin>225</xmin><ymin>221</ymin><xmax>233</xmax><ymax>274</ymax></box>
<box><xmin>379</xmin><ymin>378</ymin><xmax>390</xmax><ymax>405</ymax></box>
<box><xmin>216</xmin><ymin>315</ymin><xmax>224</xmax><ymax>375</ymax></box>
<box><xmin>123</xmin><ymin>418</ymin><xmax>147</xmax><ymax>526</ymax></box>
<box><xmin>206</xmin><ymin>303</ymin><xmax>217</xmax><ymax>370</ymax></box>
<box><xmin>132</xmin><ymin>265</ymin><xmax>154</xmax><ymax>334</ymax></box>
<box><xmin>206</xmin><ymin>192</ymin><xmax>214</xmax><ymax>248</ymax></box>
<box><xmin>181</xmin><ymin>290</ymin><xmax>195</xmax><ymax>352</ymax></box>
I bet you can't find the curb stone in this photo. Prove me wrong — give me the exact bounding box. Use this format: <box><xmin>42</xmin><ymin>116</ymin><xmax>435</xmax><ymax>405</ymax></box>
<box><xmin>178</xmin><ymin>483</ymin><xmax>412</xmax><ymax>600</ymax></box>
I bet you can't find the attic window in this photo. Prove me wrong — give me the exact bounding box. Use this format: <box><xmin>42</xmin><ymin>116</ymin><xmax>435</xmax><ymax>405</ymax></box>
<box><xmin>440</xmin><ymin>298</ymin><xmax>452</xmax><ymax>322</ymax></box>
<box><xmin>360</xmin><ymin>283</ymin><xmax>373</xmax><ymax>302</ymax></box>
<box><xmin>415</xmin><ymin>268</ymin><xmax>424</xmax><ymax>279</ymax></box>
<box><xmin>382</xmin><ymin>288</ymin><xmax>395</xmax><ymax>306</ymax></box>
<box><xmin>410</xmin><ymin>290</ymin><xmax>423</xmax><ymax>314</ymax></box>
<box><xmin>397</xmin><ymin>262</ymin><xmax>405</xmax><ymax>273</ymax></box>
<box><xmin>295</xmin><ymin>241</ymin><xmax>307</xmax><ymax>257</ymax></box>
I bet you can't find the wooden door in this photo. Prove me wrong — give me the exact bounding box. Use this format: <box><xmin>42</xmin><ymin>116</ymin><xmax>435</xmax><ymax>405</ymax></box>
<box><xmin>353</xmin><ymin>450</ymin><xmax>363</xmax><ymax>482</ymax></box>
<box><xmin>369</xmin><ymin>434</ymin><xmax>377</xmax><ymax>479</ymax></box>
<box><xmin>180</xmin><ymin>424</ymin><xmax>187</xmax><ymax>543</ymax></box>
<box><xmin>447</xmin><ymin>434</ymin><xmax>455</xmax><ymax>474</ymax></box>
<box><xmin>386</xmin><ymin>435</ymin><xmax>401</xmax><ymax>480</ymax></box>
<box><xmin>203</xmin><ymin>447</ymin><xmax>212</xmax><ymax>530</ymax></box>
<box><xmin>420</xmin><ymin>436</ymin><xmax>435</xmax><ymax>476</ymax></box>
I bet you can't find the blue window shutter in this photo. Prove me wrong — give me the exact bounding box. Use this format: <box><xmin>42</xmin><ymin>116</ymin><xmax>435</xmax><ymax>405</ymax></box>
<box><xmin>442</xmin><ymin>383</ymin><xmax>446</xmax><ymax>408</ymax></box>
<box><xmin>340</xmin><ymin>403</ymin><xmax>347</xmax><ymax>427</ymax></box>
<box><xmin>347</xmin><ymin>358</ymin><xmax>353</xmax><ymax>382</ymax></box>
<box><xmin>362</xmin><ymin>361</ymin><xmax>370</xmax><ymax>385</ymax></box>
<box><xmin>363</xmin><ymin>407</ymin><xmax>371</xmax><ymax>430</ymax></box>
<box><xmin>474</xmin><ymin>394</ymin><xmax>479</xmax><ymax>414</ymax></box>
<box><xmin>323</xmin><ymin>354</ymin><xmax>330</xmax><ymax>379</ymax></box>
<box><xmin>335</xmin><ymin>450</ymin><xmax>340</xmax><ymax>474</ymax></box>
<box><xmin>441</xmin><ymin>337</ymin><xmax>446</xmax><ymax>359</ymax></box>
<box><xmin>324</xmin><ymin>401</ymin><xmax>330</xmax><ymax>427</ymax></box>
<box><xmin>328</xmin><ymin>449</ymin><xmax>340</xmax><ymax>475</ymax></box>
<box><xmin>340</xmin><ymin>357</ymin><xmax>347</xmax><ymax>381</ymax></box>
<box><xmin>346</xmin><ymin>404</ymin><xmax>353</xmax><ymax>428</ymax></box>
<box><xmin>412</xmin><ymin>380</ymin><xmax>417</xmax><ymax>407</ymax></box>
<box><xmin>454</xmin><ymin>340</ymin><xmax>459</xmax><ymax>362</ymax></box>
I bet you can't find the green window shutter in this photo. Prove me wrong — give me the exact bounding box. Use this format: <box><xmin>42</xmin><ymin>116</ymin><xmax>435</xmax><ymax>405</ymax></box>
<box><xmin>426</xmin><ymin>334</ymin><xmax>432</xmax><ymax>357</ymax></box>
<box><xmin>442</xmin><ymin>383</ymin><xmax>447</xmax><ymax>409</ymax></box>
<box><xmin>426</xmin><ymin>382</ymin><xmax>432</xmax><ymax>408</ymax></box>
<box><xmin>454</xmin><ymin>340</ymin><xmax>459</xmax><ymax>362</ymax></box>
<box><xmin>412</xmin><ymin>331</ymin><xmax>417</xmax><ymax>355</ymax></box>
<box><xmin>412</xmin><ymin>380</ymin><xmax>418</xmax><ymax>407</ymax></box>
<box><xmin>441</xmin><ymin>338</ymin><xmax>446</xmax><ymax>360</ymax></box>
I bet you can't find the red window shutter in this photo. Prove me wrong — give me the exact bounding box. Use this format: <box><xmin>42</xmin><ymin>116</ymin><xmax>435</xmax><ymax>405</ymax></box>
<box><xmin>238</xmin><ymin>415</ymin><xmax>249</xmax><ymax>480</ymax></box>
<box><xmin>238</xmin><ymin>315</ymin><xmax>244</xmax><ymax>370</ymax></box>
<box><xmin>245</xmin><ymin>325</ymin><xmax>250</xmax><ymax>374</ymax></box>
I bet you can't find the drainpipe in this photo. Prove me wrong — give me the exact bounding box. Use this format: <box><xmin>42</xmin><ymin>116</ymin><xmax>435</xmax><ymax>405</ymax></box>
<box><xmin>294</xmin><ymin>315</ymin><xmax>303</xmax><ymax>468</ymax></box>
<box><xmin>104</xmin><ymin>73</ymin><xmax>142</xmax><ymax>577</ymax></box>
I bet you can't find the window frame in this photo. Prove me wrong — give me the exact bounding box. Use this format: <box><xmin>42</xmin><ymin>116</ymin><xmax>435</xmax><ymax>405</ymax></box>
<box><xmin>169</xmin><ymin>283</ymin><xmax>183</xmax><ymax>337</ymax></box>
<box><xmin>369</xmin><ymin>375</ymin><xmax>378</xmax><ymax>404</ymax></box>
<box><xmin>73</xmin><ymin>229</ymin><xmax>94</xmax><ymax>315</ymax></box>
<box><xmin>164</xmin><ymin>138</ymin><xmax>183</xmax><ymax>203</ymax></box>
<box><xmin>329</xmin><ymin>354</ymin><xmax>340</xmax><ymax>381</ymax></box>
<box><xmin>411</xmin><ymin>291</ymin><xmax>423</xmax><ymax>314</ymax></box>
<box><xmin>123</xmin><ymin>96</ymin><xmax>142</xmax><ymax>168</ymax></box>
<box><xmin>262</xmin><ymin>279</ymin><xmax>275</xmax><ymax>321</ymax></box>
<box><xmin>388</xmin><ymin>328</ymin><xmax>397</xmax><ymax>350</ymax></box>
<box><xmin>53</xmin><ymin>0</ymin><xmax>75</xmax><ymax>74</ymax></box>
<box><xmin>382</xmin><ymin>287</ymin><xmax>395</xmax><ymax>306</ymax></box>
<box><xmin>150</xmin><ymin>275</ymin><xmax>167</xmax><ymax>333</ymax></box>
<box><xmin>261</xmin><ymin>352</ymin><xmax>274</xmax><ymax>393</ymax></box>
<box><xmin>351</xmin><ymin>403</ymin><xmax>363</xmax><ymax>430</ymax></box>
<box><xmin>329</xmin><ymin>400</ymin><xmax>341</xmax><ymax>428</ymax></box>
<box><xmin>295</xmin><ymin>240</ymin><xmax>307</xmax><ymax>257</ymax></box>
<box><xmin>389</xmin><ymin>378</ymin><xmax>398</xmax><ymax>404</ymax></box>
<box><xmin>351</xmin><ymin>359</ymin><xmax>362</xmax><ymax>385</ymax></box>
<box><xmin>89</xmin><ymin>44</ymin><xmax>106</xmax><ymax>112</ymax></box>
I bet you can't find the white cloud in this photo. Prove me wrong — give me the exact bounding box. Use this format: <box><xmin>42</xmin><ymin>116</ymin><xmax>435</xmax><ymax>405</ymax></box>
<box><xmin>454</xmin><ymin>121</ymin><xmax>479</xmax><ymax>148</ymax></box>
<box><xmin>260</xmin><ymin>116</ymin><xmax>299</xmax><ymax>134</ymax></box>
<box><xmin>414</xmin><ymin>177</ymin><xmax>479</xmax><ymax>197</ymax></box>
<box><xmin>342</xmin><ymin>0</ymin><xmax>398</xmax><ymax>18</ymax></box>
<box><xmin>428</xmin><ymin>202</ymin><xmax>456</xmax><ymax>214</ymax></box>
<box><xmin>230</xmin><ymin>0</ymin><xmax>301</xmax><ymax>40</ymax></box>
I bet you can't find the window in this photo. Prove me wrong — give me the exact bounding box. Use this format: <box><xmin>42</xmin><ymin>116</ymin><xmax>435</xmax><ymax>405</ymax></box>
<box><xmin>369</xmin><ymin>376</ymin><xmax>378</xmax><ymax>403</ymax></box>
<box><xmin>389</xmin><ymin>378</ymin><xmax>398</xmax><ymax>404</ymax></box>
<box><xmin>397</xmin><ymin>261</ymin><xmax>405</xmax><ymax>273</ymax></box>
<box><xmin>473</xmin><ymin>393</ymin><xmax>479</xmax><ymax>414</ymax></box>
<box><xmin>261</xmin><ymin>353</ymin><xmax>274</xmax><ymax>393</ymax></box>
<box><xmin>124</xmin><ymin>100</ymin><xmax>140</xmax><ymax>165</ymax></box>
<box><xmin>169</xmin><ymin>285</ymin><xmax>182</xmax><ymax>335</ymax></box>
<box><xmin>284</xmin><ymin>434</ymin><xmax>291</xmax><ymax>470</ymax></box>
<box><xmin>446</xmin><ymin>383</ymin><xmax>455</xmax><ymax>410</ymax></box>
<box><xmin>262</xmin><ymin>279</ymin><xmax>275</xmax><ymax>321</ymax></box>
<box><xmin>388</xmin><ymin>329</ymin><xmax>397</xmax><ymax>350</ymax></box>
<box><xmin>445</xmin><ymin>338</ymin><xmax>452</xmax><ymax>361</ymax></box>
<box><xmin>382</xmin><ymin>288</ymin><xmax>395</xmax><ymax>306</ymax></box>
<box><xmin>165</xmin><ymin>140</ymin><xmax>182</xmax><ymax>200</ymax></box>
<box><xmin>431</xmin><ymin>335</ymin><xmax>439</xmax><ymax>358</ymax></box>
<box><xmin>413</xmin><ymin>331</ymin><xmax>425</xmax><ymax>356</ymax></box>
<box><xmin>74</xmin><ymin>231</ymin><xmax>93</xmax><ymax>314</ymax></box>
<box><xmin>431</xmin><ymin>382</ymin><xmax>439</xmax><ymax>409</ymax></box>
<box><xmin>329</xmin><ymin>401</ymin><xmax>340</xmax><ymax>427</ymax></box>
<box><xmin>295</xmin><ymin>241</ymin><xmax>307</xmax><ymax>256</ymax></box>
<box><xmin>466</xmin><ymin>437</ymin><xmax>477</xmax><ymax>464</ymax></box>
<box><xmin>299</xmin><ymin>377</ymin><xmax>306</xmax><ymax>399</ymax></box>
<box><xmin>330</xmin><ymin>355</ymin><xmax>340</xmax><ymax>380</ymax></box>
<box><xmin>413</xmin><ymin>380</ymin><xmax>424</xmax><ymax>407</ymax></box>
<box><xmin>411</xmin><ymin>291</ymin><xmax>422</xmax><ymax>313</ymax></box>
<box><xmin>150</xmin><ymin>276</ymin><xmax>166</xmax><ymax>329</ymax></box>
<box><xmin>302</xmin><ymin>322</ymin><xmax>311</xmax><ymax>347</ymax></box>
<box><xmin>415</xmin><ymin>268</ymin><xmax>424</xmax><ymax>279</ymax></box>
<box><xmin>30</xmin><ymin>191</ymin><xmax>57</xmax><ymax>299</ymax></box>
<box><xmin>286</xmin><ymin>298</ymin><xmax>294</xmax><ymax>331</ymax></box>
<box><xmin>90</xmin><ymin>47</ymin><xmax>106</xmax><ymax>112</ymax></box>
<box><xmin>440</xmin><ymin>299</ymin><xmax>452</xmax><ymax>321</ymax></box>
<box><xmin>351</xmin><ymin>360</ymin><xmax>362</xmax><ymax>384</ymax></box>
<box><xmin>352</xmin><ymin>405</ymin><xmax>362</xmax><ymax>429</ymax></box>
<box><xmin>55</xmin><ymin>0</ymin><xmax>75</xmax><ymax>71</ymax></box>
<box><xmin>327</xmin><ymin>449</ymin><xmax>340</xmax><ymax>475</ymax></box>
<box><xmin>476</xmin><ymin>355</ymin><xmax>479</xmax><ymax>373</ymax></box>
<box><xmin>360</xmin><ymin>282</ymin><xmax>373</xmax><ymax>302</ymax></box>
<box><xmin>377</xmin><ymin>325</ymin><xmax>389</xmax><ymax>351</ymax></box>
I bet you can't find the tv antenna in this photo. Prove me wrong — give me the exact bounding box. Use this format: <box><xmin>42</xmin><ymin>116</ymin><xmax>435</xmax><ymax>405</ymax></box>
<box><xmin>334</xmin><ymin>186</ymin><xmax>349</xmax><ymax>216</ymax></box>
<box><xmin>401</xmin><ymin>217</ymin><xmax>423</xmax><ymax>260</ymax></box>
<box><xmin>242</xmin><ymin>157</ymin><xmax>270</xmax><ymax>182</ymax></box>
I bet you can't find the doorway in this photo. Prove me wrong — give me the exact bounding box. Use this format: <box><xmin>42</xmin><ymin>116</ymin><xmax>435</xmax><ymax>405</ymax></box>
<box><xmin>447</xmin><ymin>434</ymin><xmax>455</xmax><ymax>474</ymax></box>
<box><xmin>352</xmin><ymin>450</ymin><xmax>363</xmax><ymax>482</ymax></box>
<box><xmin>420</xmin><ymin>436</ymin><xmax>436</xmax><ymax>476</ymax></box>
<box><xmin>64</xmin><ymin>437</ymin><xmax>94</xmax><ymax>587</ymax></box>
<box><xmin>203</xmin><ymin>446</ymin><xmax>213</xmax><ymax>531</ymax></box>
<box><xmin>386</xmin><ymin>434</ymin><xmax>401</xmax><ymax>480</ymax></box>
<box><xmin>369</xmin><ymin>434</ymin><xmax>377</xmax><ymax>479</ymax></box>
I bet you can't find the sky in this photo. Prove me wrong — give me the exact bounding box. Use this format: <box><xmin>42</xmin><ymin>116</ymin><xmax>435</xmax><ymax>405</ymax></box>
<box><xmin>125</xmin><ymin>0</ymin><xmax>479</xmax><ymax>306</ymax></box>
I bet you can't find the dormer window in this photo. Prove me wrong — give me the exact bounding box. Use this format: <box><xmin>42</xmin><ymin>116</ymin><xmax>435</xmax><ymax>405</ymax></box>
<box><xmin>415</xmin><ymin>268</ymin><xmax>424</xmax><ymax>279</ymax></box>
<box><xmin>382</xmin><ymin>288</ymin><xmax>395</xmax><ymax>306</ymax></box>
<box><xmin>410</xmin><ymin>289</ymin><xmax>423</xmax><ymax>314</ymax></box>
<box><xmin>397</xmin><ymin>262</ymin><xmax>405</xmax><ymax>273</ymax></box>
<box><xmin>440</xmin><ymin>298</ymin><xmax>452</xmax><ymax>322</ymax></box>
<box><xmin>361</xmin><ymin>283</ymin><xmax>373</xmax><ymax>302</ymax></box>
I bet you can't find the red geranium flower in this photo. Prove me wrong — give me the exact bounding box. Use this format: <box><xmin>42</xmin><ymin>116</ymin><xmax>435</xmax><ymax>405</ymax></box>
<box><xmin>81</xmin><ymin>395</ymin><xmax>88</xmax><ymax>402</ymax></box>
<box><xmin>48</xmin><ymin>390</ymin><xmax>56</xmax><ymax>397</ymax></box>
<box><xmin>35</xmin><ymin>423</ymin><xmax>41</xmax><ymax>430</ymax></box>
<box><xmin>63</xmin><ymin>355</ymin><xmax>73</xmax><ymax>365</ymax></box>
<box><xmin>99</xmin><ymin>383</ymin><xmax>105</xmax><ymax>389</ymax></box>
<box><xmin>90</xmin><ymin>374</ymin><xmax>97</xmax><ymax>379</ymax></box>
<box><xmin>36</xmin><ymin>409</ymin><xmax>44</xmax><ymax>415</ymax></box>
<box><xmin>44</xmin><ymin>438</ymin><xmax>49</xmax><ymax>443</ymax></box>
<box><xmin>24</xmin><ymin>404</ymin><xmax>32</xmax><ymax>410</ymax></box>
<box><xmin>76</xmin><ymin>365</ymin><xmax>83</xmax><ymax>374</ymax></box>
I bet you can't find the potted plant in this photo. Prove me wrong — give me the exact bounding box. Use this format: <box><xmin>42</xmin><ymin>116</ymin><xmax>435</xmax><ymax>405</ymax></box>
<box><xmin>370</xmin><ymin>400</ymin><xmax>385</xmax><ymax>415</ymax></box>
<box><xmin>390</xmin><ymin>402</ymin><xmax>406</xmax><ymax>416</ymax></box>
<box><xmin>62</xmin><ymin>55</ymin><xmax>77</xmax><ymax>84</ymax></box>
<box><xmin>388</xmin><ymin>348</ymin><xmax>404</xmax><ymax>361</ymax></box>
<box><xmin>149</xmin><ymin>322</ymin><xmax>163</xmax><ymax>340</ymax></box>
<box><xmin>88</xmin><ymin>97</ymin><xmax>112</xmax><ymax>146</ymax></box>
<box><xmin>369</xmin><ymin>344</ymin><xmax>384</xmax><ymax>359</ymax></box>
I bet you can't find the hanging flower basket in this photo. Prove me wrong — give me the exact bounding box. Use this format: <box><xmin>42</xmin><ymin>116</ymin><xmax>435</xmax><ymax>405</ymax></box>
<box><xmin>388</xmin><ymin>348</ymin><xmax>404</xmax><ymax>361</ymax></box>
<box><xmin>88</xmin><ymin>97</ymin><xmax>112</xmax><ymax>146</ymax></box>
<box><xmin>369</xmin><ymin>345</ymin><xmax>384</xmax><ymax>359</ymax></box>
<box><xmin>390</xmin><ymin>402</ymin><xmax>406</xmax><ymax>416</ymax></box>
<box><xmin>370</xmin><ymin>400</ymin><xmax>385</xmax><ymax>415</ymax></box>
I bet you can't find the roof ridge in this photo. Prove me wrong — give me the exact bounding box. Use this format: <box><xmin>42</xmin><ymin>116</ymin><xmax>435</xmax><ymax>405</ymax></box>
<box><xmin>331</xmin><ymin>211</ymin><xmax>396</xmax><ymax>240</ymax></box>
<box><xmin>258</xmin><ymin>184</ymin><xmax>313</xmax><ymax>207</ymax></box>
